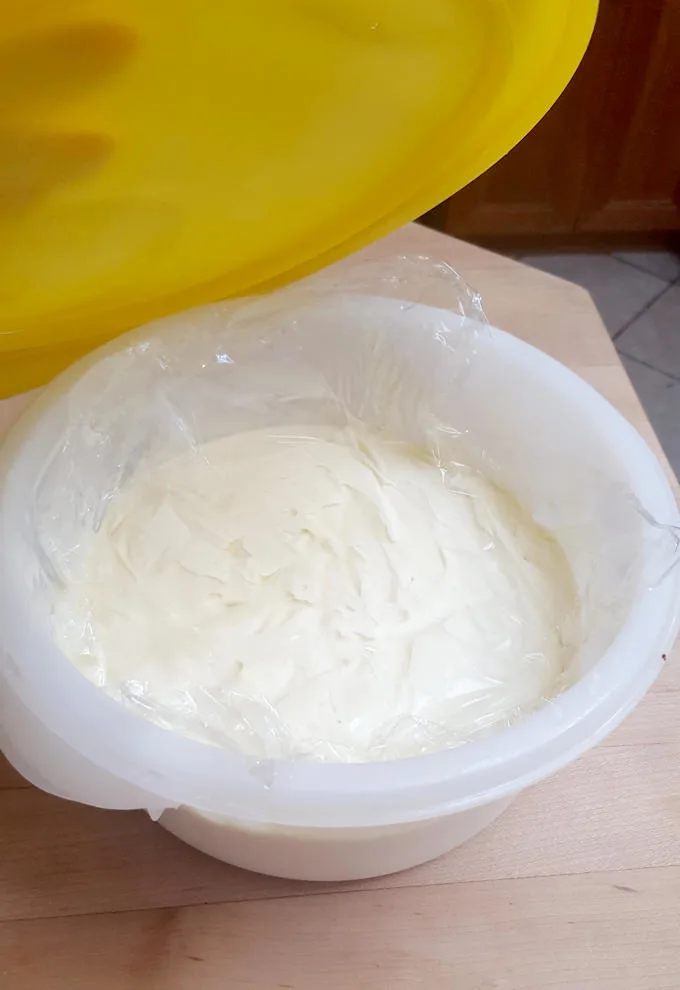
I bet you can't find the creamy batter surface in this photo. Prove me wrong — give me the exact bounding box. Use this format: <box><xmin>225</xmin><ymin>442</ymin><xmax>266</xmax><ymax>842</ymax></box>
<box><xmin>52</xmin><ymin>425</ymin><xmax>577</xmax><ymax>762</ymax></box>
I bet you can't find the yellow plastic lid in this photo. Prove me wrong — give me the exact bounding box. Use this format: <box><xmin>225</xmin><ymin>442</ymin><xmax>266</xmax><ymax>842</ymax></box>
<box><xmin>0</xmin><ymin>0</ymin><xmax>597</xmax><ymax>397</ymax></box>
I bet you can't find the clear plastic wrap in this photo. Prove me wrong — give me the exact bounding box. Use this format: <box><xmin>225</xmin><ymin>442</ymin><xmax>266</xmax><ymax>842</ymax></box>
<box><xmin>1</xmin><ymin>256</ymin><xmax>678</xmax><ymax>828</ymax></box>
<box><xmin>6</xmin><ymin>258</ymin><xmax>580</xmax><ymax>764</ymax></box>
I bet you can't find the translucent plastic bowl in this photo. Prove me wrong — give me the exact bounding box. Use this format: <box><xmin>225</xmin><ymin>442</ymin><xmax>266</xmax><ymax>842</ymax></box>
<box><xmin>1</xmin><ymin>296</ymin><xmax>679</xmax><ymax>881</ymax></box>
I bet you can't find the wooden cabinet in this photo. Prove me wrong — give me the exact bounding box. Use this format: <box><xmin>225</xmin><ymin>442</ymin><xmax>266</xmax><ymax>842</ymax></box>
<box><xmin>439</xmin><ymin>0</ymin><xmax>680</xmax><ymax>247</ymax></box>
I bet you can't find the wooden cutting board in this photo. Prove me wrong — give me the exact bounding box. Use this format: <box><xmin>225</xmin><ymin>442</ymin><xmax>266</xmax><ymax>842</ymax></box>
<box><xmin>1</xmin><ymin>225</ymin><xmax>679</xmax><ymax>989</ymax></box>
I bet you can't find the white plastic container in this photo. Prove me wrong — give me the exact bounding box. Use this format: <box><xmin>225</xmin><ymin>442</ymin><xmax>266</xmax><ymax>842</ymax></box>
<box><xmin>160</xmin><ymin>799</ymin><xmax>515</xmax><ymax>881</ymax></box>
<box><xmin>1</xmin><ymin>294</ymin><xmax>679</xmax><ymax>881</ymax></box>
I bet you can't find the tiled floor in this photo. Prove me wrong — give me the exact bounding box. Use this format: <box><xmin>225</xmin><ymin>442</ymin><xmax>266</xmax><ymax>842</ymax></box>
<box><xmin>520</xmin><ymin>251</ymin><xmax>680</xmax><ymax>479</ymax></box>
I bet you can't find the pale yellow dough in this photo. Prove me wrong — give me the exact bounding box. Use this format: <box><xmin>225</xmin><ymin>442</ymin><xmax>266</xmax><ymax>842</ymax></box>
<box><xmin>53</xmin><ymin>425</ymin><xmax>577</xmax><ymax>762</ymax></box>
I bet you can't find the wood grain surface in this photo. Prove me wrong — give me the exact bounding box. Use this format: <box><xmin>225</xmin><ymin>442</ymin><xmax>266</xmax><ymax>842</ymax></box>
<box><xmin>1</xmin><ymin>226</ymin><xmax>678</xmax><ymax>989</ymax></box>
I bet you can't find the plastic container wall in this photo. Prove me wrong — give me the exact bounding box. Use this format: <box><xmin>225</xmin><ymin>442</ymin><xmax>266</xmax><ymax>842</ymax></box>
<box><xmin>2</xmin><ymin>287</ymin><xmax>678</xmax><ymax>861</ymax></box>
